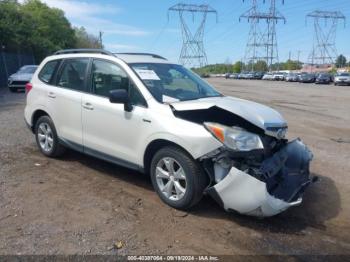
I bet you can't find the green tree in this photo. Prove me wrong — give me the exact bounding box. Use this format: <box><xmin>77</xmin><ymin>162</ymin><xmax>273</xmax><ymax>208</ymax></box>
<box><xmin>74</xmin><ymin>26</ymin><xmax>102</xmax><ymax>49</ymax></box>
<box><xmin>232</xmin><ymin>61</ymin><xmax>243</xmax><ymax>73</ymax></box>
<box><xmin>335</xmin><ymin>54</ymin><xmax>347</xmax><ymax>68</ymax></box>
<box><xmin>254</xmin><ymin>60</ymin><xmax>268</xmax><ymax>72</ymax></box>
<box><xmin>284</xmin><ymin>59</ymin><xmax>302</xmax><ymax>70</ymax></box>
<box><xmin>0</xmin><ymin>0</ymin><xmax>27</xmax><ymax>50</ymax></box>
<box><xmin>21</xmin><ymin>0</ymin><xmax>76</xmax><ymax>61</ymax></box>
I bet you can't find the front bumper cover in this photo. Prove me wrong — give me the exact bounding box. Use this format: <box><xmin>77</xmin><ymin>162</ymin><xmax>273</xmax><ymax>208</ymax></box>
<box><xmin>207</xmin><ymin>139</ymin><xmax>315</xmax><ymax>217</ymax></box>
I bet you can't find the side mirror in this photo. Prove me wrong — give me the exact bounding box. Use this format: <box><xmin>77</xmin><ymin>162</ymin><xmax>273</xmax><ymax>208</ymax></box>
<box><xmin>109</xmin><ymin>89</ymin><xmax>133</xmax><ymax>112</ymax></box>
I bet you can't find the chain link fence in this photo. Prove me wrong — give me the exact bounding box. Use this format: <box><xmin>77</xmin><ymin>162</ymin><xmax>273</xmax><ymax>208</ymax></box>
<box><xmin>0</xmin><ymin>51</ymin><xmax>36</xmax><ymax>88</ymax></box>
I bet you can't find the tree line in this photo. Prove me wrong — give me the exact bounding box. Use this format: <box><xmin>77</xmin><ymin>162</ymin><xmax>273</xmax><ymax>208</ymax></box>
<box><xmin>0</xmin><ymin>0</ymin><xmax>102</xmax><ymax>62</ymax></box>
<box><xmin>194</xmin><ymin>59</ymin><xmax>303</xmax><ymax>75</ymax></box>
<box><xmin>194</xmin><ymin>55</ymin><xmax>349</xmax><ymax>75</ymax></box>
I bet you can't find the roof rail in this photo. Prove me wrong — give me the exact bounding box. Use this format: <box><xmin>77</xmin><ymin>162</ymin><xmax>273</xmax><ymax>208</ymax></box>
<box><xmin>54</xmin><ymin>49</ymin><xmax>114</xmax><ymax>56</ymax></box>
<box><xmin>115</xmin><ymin>53</ymin><xmax>167</xmax><ymax>60</ymax></box>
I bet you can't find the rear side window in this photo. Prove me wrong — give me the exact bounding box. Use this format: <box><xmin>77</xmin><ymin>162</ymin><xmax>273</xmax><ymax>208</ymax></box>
<box><xmin>57</xmin><ymin>58</ymin><xmax>89</xmax><ymax>91</ymax></box>
<box><xmin>38</xmin><ymin>60</ymin><xmax>60</xmax><ymax>83</ymax></box>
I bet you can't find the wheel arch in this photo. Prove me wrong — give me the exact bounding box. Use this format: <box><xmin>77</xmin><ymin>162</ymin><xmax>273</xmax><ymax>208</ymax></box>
<box><xmin>31</xmin><ymin>109</ymin><xmax>52</xmax><ymax>133</ymax></box>
<box><xmin>143</xmin><ymin>139</ymin><xmax>195</xmax><ymax>175</ymax></box>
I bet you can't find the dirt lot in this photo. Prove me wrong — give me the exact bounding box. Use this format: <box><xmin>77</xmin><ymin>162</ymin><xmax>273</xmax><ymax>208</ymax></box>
<box><xmin>1</xmin><ymin>79</ymin><xmax>350</xmax><ymax>256</ymax></box>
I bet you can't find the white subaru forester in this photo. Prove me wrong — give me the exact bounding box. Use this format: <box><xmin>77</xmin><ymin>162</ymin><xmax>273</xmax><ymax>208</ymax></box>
<box><xmin>25</xmin><ymin>49</ymin><xmax>316</xmax><ymax>217</ymax></box>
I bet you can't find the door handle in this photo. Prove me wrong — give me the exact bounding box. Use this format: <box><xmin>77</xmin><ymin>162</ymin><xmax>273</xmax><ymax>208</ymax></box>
<box><xmin>48</xmin><ymin>92</ymin><xmax>56</xmax><ymax>98</ymax></box>
<box><xmin>82</xmin><ymin>102</ymin><xmax>94</xmax><ymax>110</ymax></box>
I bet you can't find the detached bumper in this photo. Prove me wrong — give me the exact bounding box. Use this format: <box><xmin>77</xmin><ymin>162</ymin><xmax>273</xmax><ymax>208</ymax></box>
<box><xmin>207</xmin><ymin>139</ymin><xmax>314</xmax><ymax>217</ymax></box>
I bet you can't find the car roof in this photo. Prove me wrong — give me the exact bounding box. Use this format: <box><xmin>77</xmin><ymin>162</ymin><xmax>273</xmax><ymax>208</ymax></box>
<box><xmin>49</xmin><ymin>49</ymin><xmax>172</xmax><ymax>64</ymax></box>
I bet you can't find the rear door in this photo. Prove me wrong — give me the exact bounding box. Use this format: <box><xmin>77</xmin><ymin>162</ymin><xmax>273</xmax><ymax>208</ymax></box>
<box><xmin>48</xmin><ymin>58</ymin><xmax>90</xmax><ymax>148</ymax></box>
<box><xmin>81</xmin><ymin>58</ymin><xmax>148</xmax><ymax>165</ymax></box>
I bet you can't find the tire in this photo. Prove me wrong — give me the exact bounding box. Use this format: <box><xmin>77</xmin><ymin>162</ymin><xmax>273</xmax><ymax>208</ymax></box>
<box><xmin>34</xmin><ymin>115</ymin><xmax>65</xmax><ymax>157</ymax></box>
<box><xmin>150</xmin><ymin>146</ymin><xmax>207</xmax><ymax>210</ymax></box>
<box><xmin>8</xmin><ymin>86</ymin><xmax>17</xmax><ymax>93</ymax></box>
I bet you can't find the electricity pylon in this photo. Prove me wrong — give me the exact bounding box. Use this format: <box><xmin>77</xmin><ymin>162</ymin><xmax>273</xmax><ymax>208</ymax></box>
<box><xmin>240</xmin><ymin>0</ymin><xmax>265</xmax><ymax>71</ymax></box>
<box><xmin>265</xmin><ymin>0</ymin><xmax>285</xmax><ymax>69</ymax></box>
<box><xmin>168</xmin><ymin>3</ymin><xmax>217</xmax><ymax>68</ymax></box>
<box><xmin>240</xmin><ymin>0</ymin><xmax>285</xmax><ymax>71</ymax></box>
<box><xmin>306</xmin><ymin>11</ymin><xmax>346</xmax><ymax>66</ymax></box>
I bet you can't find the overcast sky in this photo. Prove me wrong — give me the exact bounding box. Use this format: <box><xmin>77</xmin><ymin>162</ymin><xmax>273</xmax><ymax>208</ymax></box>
<box><xmin>34</xmin><ymin>0</ymin><xmax>350</xmax><ymax>64</ymax></box>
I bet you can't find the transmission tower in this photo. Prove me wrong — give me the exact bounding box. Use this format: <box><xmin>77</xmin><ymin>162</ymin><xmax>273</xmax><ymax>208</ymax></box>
<box><xmin>240</xmin><ymin>0</ymin><xmax>266</xmax><ymax>71</ymax></box>
<box><xmin>306</xmin><ymin>11</ymin><xmax>346</xmax><ymax>66</ymax></box>
<box><xmin>240</xmin><ymin>0</ymin><xmax>285</xmax><ymax>71</ymax></box>
<box><xmin>168</xmin><ymin>3</ymin><xmax>217</xmax><ymax>68</ymax></box>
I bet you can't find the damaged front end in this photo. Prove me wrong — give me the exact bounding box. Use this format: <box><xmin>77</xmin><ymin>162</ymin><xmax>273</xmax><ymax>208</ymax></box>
<box><xmin>203</xmin><ymin>138</ymin><xmax>315</xmax><ymax>217</ymax></box>
<box><xmin>172</xmin><ymin>102</ymin><xmax>317</xmax><ymax>217</ymax></box>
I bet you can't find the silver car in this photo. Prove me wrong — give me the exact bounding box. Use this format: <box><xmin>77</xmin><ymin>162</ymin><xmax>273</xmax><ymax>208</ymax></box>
<box><xmin>334</xmin><ymin>72</ymin><xmax>350</xmax><ymax>86</ymax></box>
<box><xmin>8</xmin><ymin>65</ymin><xmax>38</xmax><ymax>92</ymax></box>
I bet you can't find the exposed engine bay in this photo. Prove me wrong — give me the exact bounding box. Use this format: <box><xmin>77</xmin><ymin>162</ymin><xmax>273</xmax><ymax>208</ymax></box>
<box><xmin>172</xmin><ymin>104</ymin><xmax>317</xmax><ymax>217</ymax></box>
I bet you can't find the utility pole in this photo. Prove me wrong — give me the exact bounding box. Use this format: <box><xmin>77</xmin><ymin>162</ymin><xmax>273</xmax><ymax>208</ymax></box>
<box><xmin>288</xmin><ymin>51</ymin><xmax>291</xmax><ymax>61</ymax></box>
<box><xmin>99</xmin><ymin>31</ymin><xmax>104</xmax><ymax>48</ymax></box>
<box><xmin>168</xmin><ymin>3</ymin><xmax>217</xmax><ymax>68</ymax></box>
<box><xmin>297</xmin><ymin>50</ymin><xmax>301</xmax><ymax>62</ymax></box>
<box><xmin>306</xmin><ymin>11</ymin><xmax>345</xmax><ymax>66</ymax></box>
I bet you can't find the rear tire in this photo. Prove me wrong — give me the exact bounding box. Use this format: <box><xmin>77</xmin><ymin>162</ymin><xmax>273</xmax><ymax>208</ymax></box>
<box><xmin>35</xmin><ymin>116</ymin><xmax>65</xmax><ymax>157</ymax></box>
<box><xmin>150</xmin><ymin>146</ymin><xmax>207</xmax><ymax>210</ymax></box>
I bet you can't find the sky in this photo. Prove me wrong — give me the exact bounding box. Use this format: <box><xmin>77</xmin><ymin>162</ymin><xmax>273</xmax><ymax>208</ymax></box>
<box><xmin>36</xmin><ymin>0</ymin><xmax>350</xmax><ymax>64</ymax></box>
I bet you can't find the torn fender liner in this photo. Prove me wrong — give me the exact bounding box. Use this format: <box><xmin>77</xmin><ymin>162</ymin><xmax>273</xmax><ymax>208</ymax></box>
<box><xmin>264</xmin><ymin>139</ymin><xmax>314</xmax><ymax>202</ymax></box>
<box><xmin>207</xmin><ymin>139</ymin><xmax>314</xmax><ymax>217</ymax></box>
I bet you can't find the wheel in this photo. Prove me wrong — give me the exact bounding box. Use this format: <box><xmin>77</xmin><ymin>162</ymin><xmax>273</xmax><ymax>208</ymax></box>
<box><xmin>8</xmin><ymin>86</ymin><xmax>17</xmax><ymax>93</ymax></box>
<box><xmin>34</xmin><ymin>116</ymin><xmax>65</xmax><ymax>157</ymax></box>
<box><xmin>150</xmin><ymin>146</ymin><xmax>207</xmax><ymax>210</ymax></box>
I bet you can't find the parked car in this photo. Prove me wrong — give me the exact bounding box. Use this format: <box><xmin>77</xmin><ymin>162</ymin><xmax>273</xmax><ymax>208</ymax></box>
<box><xmin>315</xmin><ymin>73</ymin><xmax>331</xmax><ymax>84</ymax></box>
<box><xmin>262</xmin><ymin>73</ymin><xmax>274</xmax><ymax>80</ymax></box>
<box><xmin>334</xmin><ymin>72</ymin><xmax>350</xmax><ymax>86</ymax></box>
<box><xmin>272</xmin><ymin>72</ymin><xmax>285</xmax><ymax>81</ymax></box>
<box><xmin>285</xmin><ymin>73</ymin><xmax>299</xmax><ymax>82</ymax></box>
<box><xmin>228</xmin><ymin>73</ymin><xmax>239</xmax><ymax>79</ymax></box>
<box><xmin>8</xmin><ymin>65</ymin><xmax>38</xmax><ymax>92</ymax></box>
<box><xmin>252</xmin><ymin>72</ymin><xmax>265</xmax><ymax>80</ymax></box>
<box><xmin>25</xmin><ymin>49</ymin><xmax>316</xmax><ymax>217</ymax></box>
<box><xmin>299</xmin><ymin>73</ymin><xmax>316</xmax><ymax>83</ymax></box>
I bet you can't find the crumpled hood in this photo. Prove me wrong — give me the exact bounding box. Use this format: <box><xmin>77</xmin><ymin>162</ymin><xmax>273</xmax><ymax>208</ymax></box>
<box><xmin>9</xmin><ymin>73</ymin><xmax>33</xmax><ymax>81</ymax></box>
<box><xmin>170</xmin><ymin>96</ymin><xmax>287</xmax><ymax>131</ymax></box>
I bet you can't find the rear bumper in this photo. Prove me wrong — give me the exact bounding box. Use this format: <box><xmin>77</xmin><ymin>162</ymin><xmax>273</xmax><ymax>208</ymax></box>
<box><xmin>207</xmin><ymin>139</ymin><xmax>315</xmax><ymax>217</ymax></box>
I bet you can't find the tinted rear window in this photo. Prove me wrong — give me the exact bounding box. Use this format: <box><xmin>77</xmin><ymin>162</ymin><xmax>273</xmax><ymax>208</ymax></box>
<box><xmin>39</xmin><ymin>60</ymin><xmax>60</xmax><ymax>84</ymax></box>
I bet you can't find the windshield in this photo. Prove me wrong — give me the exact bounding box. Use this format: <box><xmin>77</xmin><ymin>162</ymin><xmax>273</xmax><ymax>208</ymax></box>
<box><xmin>130</xmin><ymin>63</ymin><xmax>221</xmax><ymax>103</ymax></box>
<box><xmin>338</xmin><ymin>72</ymin><xmax>350</xmax><ymax>76</ymax></box>
<box><xmin>19</xmin><ymin>66</ymin><xmax>37</xmax><ymax>74</ymax></box>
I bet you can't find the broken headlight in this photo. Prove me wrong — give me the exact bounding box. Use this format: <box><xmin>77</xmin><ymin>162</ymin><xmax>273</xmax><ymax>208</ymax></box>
<box><xmin>204</xmin><ymin>122</ymin><xmax>264</xmax><ymax>151</ymax></box>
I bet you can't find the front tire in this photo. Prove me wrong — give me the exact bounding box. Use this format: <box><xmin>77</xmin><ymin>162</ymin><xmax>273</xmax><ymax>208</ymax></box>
<box><xmin>35</xmin><ymin>116</ymin><xmax>65</xmax><ymax>157</ymax></box>
<box><xmin>150</xmin><ymin>146</ymin><xmax>207</xmax><ymax>210</ymax></box>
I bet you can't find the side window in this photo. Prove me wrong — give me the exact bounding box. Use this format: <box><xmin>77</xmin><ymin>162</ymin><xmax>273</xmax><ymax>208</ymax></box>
<box><xmin>38</xmin><ymin>60</ymin><xmax>60</xmax><ymax>84</ymax></box>
<box><xmin>57</xmin><ymin>58</ymin><xmax>89</xmax><ymax>91</ymax></box>
<box><xmin>91</xmin><ymin>59</ymin><xmax>146</xmax><ymax>106</ymax></box>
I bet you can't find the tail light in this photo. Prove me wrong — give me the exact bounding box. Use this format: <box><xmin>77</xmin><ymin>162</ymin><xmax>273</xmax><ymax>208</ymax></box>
<box><xmin>25</xmin><ymin>83</ymin><xmax>33</xmax><ymax>94</ymax></box>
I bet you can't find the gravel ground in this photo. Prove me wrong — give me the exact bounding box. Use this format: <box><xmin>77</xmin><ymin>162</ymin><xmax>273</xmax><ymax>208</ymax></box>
<box><xmin>0</xmin><ymin>79</ymin><xmax>349</xmax><ymax>256</ymax></box>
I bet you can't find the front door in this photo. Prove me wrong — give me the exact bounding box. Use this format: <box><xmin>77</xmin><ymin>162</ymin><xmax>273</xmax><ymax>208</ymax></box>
<box><xmin>82</xmin><ymin>59</ymin><xmax>148</xmax><ymax>165</ymax></box>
